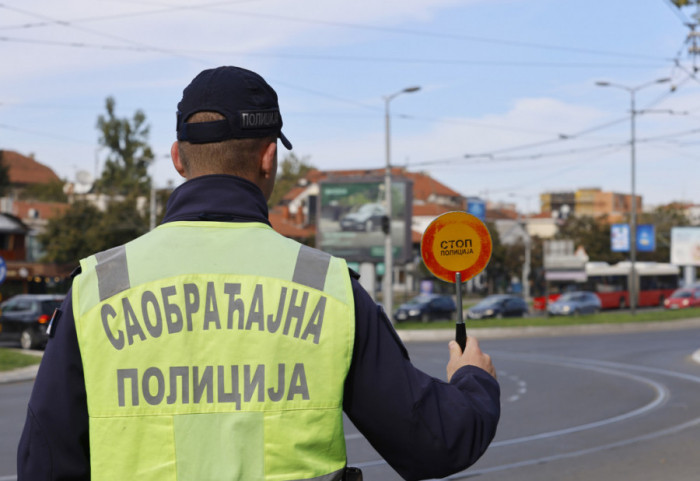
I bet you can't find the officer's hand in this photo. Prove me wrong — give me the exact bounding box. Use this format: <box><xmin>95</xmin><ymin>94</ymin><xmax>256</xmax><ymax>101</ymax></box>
<box><xmin>447</xmin><ymin>337</ymin><xmax>496</xmax><ymax>382</ymax></box>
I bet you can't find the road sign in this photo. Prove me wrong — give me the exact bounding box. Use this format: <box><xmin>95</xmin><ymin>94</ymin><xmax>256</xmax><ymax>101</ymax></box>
<box><xmin>0</xmin><ymin>256</ymin><xmax>6</xmax><ymax>285</ymax></box>
<box><xmin>420</xmin><ymin>211</ymin><xmax>492</xmax><ymax>283</ymax></box>
<box><xmin>420</xmin><ymin>212</ymin><xmax>493</xmax><ymax>352</ymax></box>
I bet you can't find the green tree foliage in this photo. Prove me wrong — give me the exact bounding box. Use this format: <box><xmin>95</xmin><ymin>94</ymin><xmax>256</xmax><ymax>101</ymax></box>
<box><xmin>637</xmin><ymin>204</ymin><xmax>690</xmax><ymax>263</ymax></box>
<box><xmin>0</xmin><ymin>151</ymin><xmax>12</xmax><ymax>198</ymax></box>
<box><xmin>556</xmin><ymin>215</ymin><xmax>626</xmax><ymax>264</ymax></box>
<box><xmin>268</xmin><ymin>153</ymin><xmax>314</xmax><ymax>207</ymax></box>
<box><xmin>39</xmin><ymin>199</ymin><xmax>148</xmax><ymax>265</ymax></box>
<box><xmin>40</xmin><ymin>97</ymin><xmax>156</xmax><ymax>265</ymax></box>
<box><xmin>20</xmin><ymin>179</ymin><xmax>68</xmax><ymax>202</ymax></box>
<box><xmin>38</xmin><ymin>202</ymin><xmax>104</xmax><ymax>264</ymax></box>
<box><xmin>484</xmin><ymin>222</ymin><xmax>509</xmax><ymax>294</ymax></box>
<box><xmin>95</xmin><ymin>97</ymin><xmax>153</xmax><ymax>197</ymax></box>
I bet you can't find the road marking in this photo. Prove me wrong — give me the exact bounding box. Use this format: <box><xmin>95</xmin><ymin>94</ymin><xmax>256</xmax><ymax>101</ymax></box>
<box><xmin>348</xmin><ymin>352</ymin><xmax>696</xmax><ymax>477</ymax></box>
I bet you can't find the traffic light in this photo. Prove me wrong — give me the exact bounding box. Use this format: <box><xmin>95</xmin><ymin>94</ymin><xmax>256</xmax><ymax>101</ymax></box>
<box><xmin>381</xmin><ymin>215</ymin><xmax>390</xmax><ymax>234</ymax></box>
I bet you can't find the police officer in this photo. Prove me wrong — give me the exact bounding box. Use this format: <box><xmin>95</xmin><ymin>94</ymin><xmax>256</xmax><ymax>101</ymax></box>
<box><xmin>17</xmin><ymin>66</ymin><xmax>499</xmax><ymax>481</ymax></box>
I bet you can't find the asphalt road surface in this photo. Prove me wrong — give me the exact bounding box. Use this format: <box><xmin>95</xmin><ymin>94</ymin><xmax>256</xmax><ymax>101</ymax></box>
<box><xmin>3</xmin><ymin>324</ymin><xmax>700</xmax><ymax>480</ymax></box>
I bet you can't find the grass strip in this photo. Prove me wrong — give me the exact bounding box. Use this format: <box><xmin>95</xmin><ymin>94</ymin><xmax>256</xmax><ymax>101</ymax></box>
<box><xmin>395</xmin><ymin>307</ymin><xmax>700</xmax><ymax>330</ymax></box>
<box><xmin>0</xmin><ymin>349</ymin><xmax>42</xmax><ymax>372</ymax></box>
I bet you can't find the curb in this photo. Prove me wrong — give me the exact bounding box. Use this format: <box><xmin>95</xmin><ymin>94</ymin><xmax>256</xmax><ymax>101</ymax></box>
<box><xmin>0</xmin><ymin>349</ymin><xmax>42</xmax><ymax>385</ymax></box>
<box><xmin>0</xmin><ymin>364</ymin><xmax>40</xmax><ymax>384</ymax></box>
<box><xmin>397</xmin><ymin>316</ymin><xmax>700</xmax><ymax>342</ymax></box>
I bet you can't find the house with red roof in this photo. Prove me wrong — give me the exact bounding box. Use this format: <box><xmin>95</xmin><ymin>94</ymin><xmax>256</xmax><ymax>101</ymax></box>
<box><xmin>0</xmin><ymin>150</ymin><xmax>72</xmax><ymax>297</ymax></box>
<box><xmin>270</xmin><ymin>166</ymin><xmax>466</xmax><ymax>243</ymax></box>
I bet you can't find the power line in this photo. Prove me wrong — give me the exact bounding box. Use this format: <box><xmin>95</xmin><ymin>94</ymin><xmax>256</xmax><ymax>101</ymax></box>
<box><xmin>0</xmin><ymin>122</ymin><xmax>94</xmax><ymax>144</ymax></box>
<box><xmin>0</xmin><ymin>3</ymin><xmax>203</xmax><ymax>62</ymax></box>
<box><xmin>0</xmin><ymin>0</ymin><xmax>254</xmax><ymax>30</ymax></box>
<box><xmin>0</xmin><ymin>2</ymin><xmax>673</xmax><ymax>62</ymax></box>
<box><xmin>0</xmin><ymin>36</ymin><xmax>670</xmax><ymax>70</ymax></box>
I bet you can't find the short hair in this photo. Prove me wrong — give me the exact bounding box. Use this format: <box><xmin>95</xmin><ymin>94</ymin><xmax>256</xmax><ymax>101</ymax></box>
<box><xmin>177</xmin><ymin>111</ymin><xmax>275</xmax><ymax>177</ymax></box>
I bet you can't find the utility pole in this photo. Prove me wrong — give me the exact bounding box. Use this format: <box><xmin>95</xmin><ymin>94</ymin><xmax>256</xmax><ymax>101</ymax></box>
<box><xmin>383</xmin><ymin>86</ymin><xmax>420</xmax><ymax>322</ymax></box>
<box><xmin>595</xmin><ymin>77</ymin><xmax>671</xmax><ymax>314</ymax></box>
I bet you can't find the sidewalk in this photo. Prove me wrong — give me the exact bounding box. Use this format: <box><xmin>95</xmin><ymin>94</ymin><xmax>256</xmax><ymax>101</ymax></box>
<box><xmin>3</xmin><ymin>317</ymin><xmax>700</xmax><ymax>384</ymax></box>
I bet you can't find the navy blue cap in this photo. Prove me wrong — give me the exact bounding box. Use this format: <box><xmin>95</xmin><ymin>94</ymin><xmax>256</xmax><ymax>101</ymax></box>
<box><xmin>176</xmin><ymin>66</ymin><xmax>292</xmax><ymax>150</ymax></box>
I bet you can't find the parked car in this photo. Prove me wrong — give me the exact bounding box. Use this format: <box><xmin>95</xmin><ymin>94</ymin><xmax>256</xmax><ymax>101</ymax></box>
<box><xmin>548</xmin><ymin>291</ymin><xmax>601</xmax><ymax>316</ymax></box>
<box><xmin>466</xmin><ymin>294</ymin><xmax>529</xmax><ymax>320</ymax></box>
<box><xmin>339</xmin><ymin>203</ymin><xmax>386</xmax><ymax>232</ymax></box>
<box><xmin>0</xmin><ymin>294</ymin><xmax>64</xmax><ymax>349</ymax></box>
<box><xmin>664</xmin><ymin>285</ymin><xmax>700</xmax><ymax>309</ymax></box>
<box><xmin>394</xmin><ymin>294</ymin><xmax>456</xmax><ymax>322</ymax></box>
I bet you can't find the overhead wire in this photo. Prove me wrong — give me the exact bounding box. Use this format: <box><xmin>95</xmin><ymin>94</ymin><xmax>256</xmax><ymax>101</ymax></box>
<box><xmin>0</xmin><ymin>0</ymin><xmax>698</xmax><ymax>178</ymax></box>
<box><xmin>0</xmin><ymin>2</ymin><xmax>674</xmax><ymax>62</ymax></box>
<box><xmin>0</xmin><ymin>35</ymin><xmax>670</xmax><ymax>71</ymax></box>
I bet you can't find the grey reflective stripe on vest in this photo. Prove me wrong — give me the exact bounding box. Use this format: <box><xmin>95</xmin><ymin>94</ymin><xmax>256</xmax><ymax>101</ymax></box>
<box><xmin>292</xmin><ymin>245</ymin><xmax>331</xmax><ymax>291</ymax></box>
<box><xmin>94</xmin><ymin>243</ymin><xmax>330</xmax><ymax>301</ymax></box>
<box><xmin>288</xmin><ymin>468</ymin><xmax>344</xmax><ymax>481</ymax></box>
<box><xmin>95</xmin><ymin>245</ymin><xmax>130</xmax><ymax>301</ymax></box>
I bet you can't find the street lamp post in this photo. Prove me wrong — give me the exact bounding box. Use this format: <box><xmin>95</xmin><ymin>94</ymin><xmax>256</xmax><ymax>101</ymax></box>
<box><xmin>509</xmin><ymin>193</ymin><xmax>532</xmax><ymax>301</ymax></box>
<box><xmin>384</xmin><ymin>86</ymin><xmax>420</xmax><ymax>323</ymax></box>
<box><xmin>595</xmin><ymin>77</ymin><xmax>671</xmax><ymax>314</ymax></box>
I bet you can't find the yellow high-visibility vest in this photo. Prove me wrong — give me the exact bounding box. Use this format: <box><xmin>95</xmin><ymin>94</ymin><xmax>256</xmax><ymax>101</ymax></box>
<box><xmin>73</xmin><ymin>220</ymin><xmax>355</xmax><ymax>481</ymax></box>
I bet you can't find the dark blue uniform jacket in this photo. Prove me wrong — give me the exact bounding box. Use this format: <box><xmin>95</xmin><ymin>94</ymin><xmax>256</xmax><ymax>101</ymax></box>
<box><xmin>17</xmin><ymin>175</ymin><xmax>500</xmax><ymax>481</ymax></box>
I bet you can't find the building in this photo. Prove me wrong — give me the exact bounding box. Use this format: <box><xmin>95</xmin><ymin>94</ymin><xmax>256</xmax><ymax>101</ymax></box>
<box><xmin>541</xmin><ymin>188</ymin><xmax>642</xmax><ymax>223</ymax></box>
<box><xmin>0</xmin><ymin>150</ymin><xmax>72</xmax><ymax>297</ymax></box>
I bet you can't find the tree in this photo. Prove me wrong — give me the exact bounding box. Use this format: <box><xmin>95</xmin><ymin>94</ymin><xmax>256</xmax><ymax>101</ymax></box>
<box><xmin>39</xmin><ymin>198</ymin><xmax>149</xmax><ymax>265</ymax></box>
<box><xmin>39</xmin><ymin>202</ymin><xmax>104</xmax><ymax>264</ymax></box>
<box><xmin>20</xmin><ymin>179</ymin><xmax>68</xmax><ymax>202</ymax></box>
<box><xmin>484</xmin><ymin>222</ymin><xmax>509</xmax><ymax>294</ymax></box>
<box><xmin>95</xmin><ymin>97</ymin><xmax>154</xmax><ymax>197</ymax></box>
<box><xmin>268</xmin><ymin>153</ymin><xmax>314</xmax><ymax>207</ymax></box>
<box><xmin>39</xmin><ymin>98</ymin><xmax>155</xmax><ymax>264</ymax></box>
<box><xmin>95</xmin><ymin>197</ymin><xmax>149</xmax><ymax>249</ymax></box>
<box><xmin>637</xmin><ymin>204</ymin><xmax>690</xmax><ymax>263</ymax></box>
<box><xmin>556</xmin><ymin>215</ymin><xmax>626</xmax><ymax>264</ymax></box>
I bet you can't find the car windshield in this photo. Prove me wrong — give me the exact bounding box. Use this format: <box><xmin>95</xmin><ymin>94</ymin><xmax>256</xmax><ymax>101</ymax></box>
<box><xmin>473</xmin><ymin>296</ymin><xmax>508</xmax><ymax>308</ymax></box>
<box><xmin>406</xmin><ymin>295</ymin><xmax>436</xmax><ymax>305</ymax></box>
<box><xmin>557</xmin><ymin>293</ymin><xmax>580</xmax><ymax>302</ymax></box>
<box><xmin>671</xmin><ymin>290</ymin><xmax>692</xmax><ymax>299</ymax></box>
<box><xmin>355</xmin><ymin>204</ymin><xmax>381</xmax><ymax>213</ymax></box>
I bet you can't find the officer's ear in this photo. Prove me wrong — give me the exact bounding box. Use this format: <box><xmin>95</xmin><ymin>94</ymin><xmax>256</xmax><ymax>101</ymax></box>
<box><xmin>171</xmin><ymin>141</ymin><xmax>187</xmax><ymax>179</ymax></box>
<box><xmin>258</xmin><ymin>141</ymin><xmax>278</xmax><ymax>200</ymax></box>
<box><xmin>260</xmin><ymin>141</ymin><xmax>277</xmax><ymax>179</ymax></box>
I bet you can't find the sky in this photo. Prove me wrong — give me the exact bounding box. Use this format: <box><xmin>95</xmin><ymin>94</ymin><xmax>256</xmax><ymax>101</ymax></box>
<box><xmin>1</xmin><ymin>0</ymin><xmax>700</xmax><ymax>214</ymax></box>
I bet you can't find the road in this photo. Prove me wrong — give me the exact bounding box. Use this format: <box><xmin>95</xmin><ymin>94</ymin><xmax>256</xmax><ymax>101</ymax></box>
<box><xmin>3</xmin><ymin>324</ymin><xmax>700</xmax><ymax>480</ymax></box>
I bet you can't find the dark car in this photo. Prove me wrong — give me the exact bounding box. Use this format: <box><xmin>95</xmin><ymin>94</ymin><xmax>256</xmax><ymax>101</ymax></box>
<box><xmin>0</xmin><ymin>294</ymin><xmax>64</xmax><ymax>349</ymax></box>
<box><xmin>339</xmin><ymin>203</ymin><xmax>386</xmax><ymax>232</ymax></box>
<box><xmin>466</xmin><ymin>294</ymin><xmax>529</xmax><ymax>320</ymax></box>
<box><xmin>664</xmin><ymin>285</ymin><xmax>700</xmax><ymax>309</ymax></box>
<box><xmin>548</xmin><ymin>291</ymin><xmax>601</xmax><ymax>316</ymax></box>
<box><xmin>394</xmin><ymin>294</ymin><xmax>456</xmax><ymax>322</ymax></box>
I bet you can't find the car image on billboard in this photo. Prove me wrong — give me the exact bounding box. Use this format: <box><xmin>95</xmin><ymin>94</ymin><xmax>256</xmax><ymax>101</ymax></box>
<box><xmin>318</xmin><ymin>178</ymin><xmax>412</xmax><ymax>263</ymax></box>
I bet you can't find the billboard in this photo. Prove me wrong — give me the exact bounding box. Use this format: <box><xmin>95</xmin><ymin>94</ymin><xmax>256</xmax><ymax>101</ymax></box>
<box><xmin>466</xmin><ymin>197</ymin><xmax>486</xmax><ymax>221</ymax></box>
<box><xmin>636</xmin><ymin>224</ymin><xmax>656</xmax><ymax>252</ymax></box>
<box><xmin>611</xmin><ymin>224</ymin><xmax>630</xmax><ymax>252</ymax></box>
<box><xmin>317</xmin><ymin>177</ymin><xmax>413</xmax><ymax>263</ymax></box>
<box><xmin>611</xmin><ymin>224</ymin><xmax>655</xmax><ymax>252</ymax></box>
<box><xmin>671</xmin><ymin>227</ymin><xmax>700</xmax><ymax>266</ymax></box>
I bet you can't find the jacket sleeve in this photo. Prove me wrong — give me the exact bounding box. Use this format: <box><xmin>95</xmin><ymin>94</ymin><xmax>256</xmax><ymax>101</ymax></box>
<box><xmin>343</xmin><ymin>278</ymin><xmax>500</xmax><ymax>481</ymax></box>
<box><xmin>17</xmin><ymin>289</ymin><xmax>91</xmax><ymax>481</ymax></box>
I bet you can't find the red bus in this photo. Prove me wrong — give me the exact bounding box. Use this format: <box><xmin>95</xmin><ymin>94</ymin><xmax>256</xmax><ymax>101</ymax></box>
<box><xmin>534</xmin><ymin>261</ymin><xmax>680</xmax><ymax>311</ymax></box>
